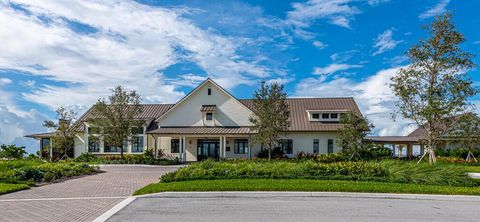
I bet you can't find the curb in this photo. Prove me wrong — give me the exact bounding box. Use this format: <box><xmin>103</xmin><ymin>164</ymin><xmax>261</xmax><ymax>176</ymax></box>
<box><xmin>93</xmin><ymin>197</ymin><xmax>136</xmax><ymax>222</ymax></box>
<box><xmin>468</xmin><ymin>172</ymin><xmax>480</xmax><ymax>179</ymax></box>
<box><xmin>137</xmin><ymin>191</ymin><xmax>480</xmax><ymax>201</ymax></box>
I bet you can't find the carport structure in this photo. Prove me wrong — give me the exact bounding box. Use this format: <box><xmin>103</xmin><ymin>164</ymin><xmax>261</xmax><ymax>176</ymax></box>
<box><xmin>366</xmin><ymin>136</ymin><xmax>424</xmax><ymax>158</ymax></box>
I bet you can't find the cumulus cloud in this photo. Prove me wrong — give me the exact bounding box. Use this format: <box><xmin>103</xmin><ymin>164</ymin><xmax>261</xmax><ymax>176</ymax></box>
<box><xmin>312</xmin><ymin>40</ymin><xmax>328</xmax><ymax>49</ymax></box>
<box><xmin>0</xmin><ymin>78</ymin><xmax>12</xmax><ymax>85</ymax></box>
<box><xmin>419</xmin><ymin>0</ymin><xmax>450</xmax><ymax>20</ymax></box>
<box><xmin>295</xmin><ymin>66</ymin><xmax>416</xmax><ymax>136</ymax></box>
<box><xmin>0</xmin><ymin>0</ymin><xmax>274</xmax><ymax>110</ymax></box>
<box><xmin>373</xmin><ymin>29</ymin><xmax>403</xmax><ymax>56</ymax></box>
<box><xmin>313</xmin><ymin>63</ymin><xmax>363</xmax><ymax>75</ymax></box>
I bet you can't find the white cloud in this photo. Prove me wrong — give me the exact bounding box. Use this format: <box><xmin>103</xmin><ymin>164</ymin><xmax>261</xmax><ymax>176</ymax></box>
<box><xmin>0</xmin><ymin>78</ymin><xmax>12</xmax><ymax>85</ymax></box>
<box><xmin>286</xmin><ymin>0</ymin><xmax>361</xmax><ymax>37</ymax></box>
<box><xmin>313</xmin><ymin>63</ymin><xmax>363</xmax><ymax>75</ymax></box>
<box><xmin>419</xmin><ymin>0</ymin><xmax>450</xmax><ymax>20</ymax></box>
<box><xmin>295</xmin><ymin>66</ymin><xmax>416</xmax><ymax>136</ymax></box>
<box><xmin>0</xmin><ymin>0</ymin><xmax>271</xmax><ymax>110</ymax></box>
<box><xmin>373</xmin><ymin>29</ymin><xmax>403</xmax><ymax>56</ymax></box>
<box><xmin>330</xmin><ymin>50</ymin><xmax>359</xmax><ymax>63</ymax></box>
<box><xmin>312</xmin><ymin>40</ymin><xmax>328</xmax><ymax>49</ymax></box>
<box><xmin>20</xmin><ymin>80</ymin><xmax>35</xmax><ymax>87</ymax></box>
<box><xmin>367</xmin><ymin>0</ymin><xmax>391</xmax><ymax>6</ymax></box>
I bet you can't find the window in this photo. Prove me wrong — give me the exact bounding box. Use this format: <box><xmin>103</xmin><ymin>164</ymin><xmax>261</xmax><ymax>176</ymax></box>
<box><xmin>132</xmin><ymin>136</ymin><xmax>144</xmax><ymax>153</ymax></box>
<box><xmin>279</xmin><ymin>139</ymin><xmax>293</xmax><ymax>154</ymax></box>
<box><xmin>328</xmin><ymin>139</ymin><xmax>334</xmax><ymax>154</ymax></box>
<box><xmin>322</xmin><ymin>113</ymin><xmax>329</xmax><ymax>119</ymax></box>
<box><xmin>313</xmin><ymin>139</ymin><xmax>319</xmax><ymax>154</ymax></box>
<box><xmin>207</xmin><ymin>88</ymin><xmax>211</xmax><ymax>95</ymax></box>
<box><xmin>88</xmin><ymin>137</ymin><xmax>100</xmax><ymax>152</ymax></box>
<box><xmin>206</xmin><ymin>112</ymin><xmax>213</xmax><ymax>120</ymax></box>
<box><xmin>104</xmin><ymin>139</ymin><xmax>128</xmax><ymax>152</ymax></box>
<box><xmin>171</xmin><ymin>139</ymin><xmax>180</xmax><ymax>153</ymax></box>
<box><xmin>234</xmin><ymin>139</ymin><xmax>249</xmax><ymax>154</ymax></box>
<box><xmin>330</xmin><ymin>113</ymin><xmax>338</xmax><ymax>119</ymax></box>
<box><xmin>312</xmin><ymin>113</ymin><xmax>319</xmax><ymax>119</ymax></box>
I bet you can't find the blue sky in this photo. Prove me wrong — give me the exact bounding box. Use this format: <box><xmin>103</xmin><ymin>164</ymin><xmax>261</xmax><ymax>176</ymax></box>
<box><xmin>1</xmin><ymin>0</ymin><xmax>479</xmax><ymax>154</ymax></box>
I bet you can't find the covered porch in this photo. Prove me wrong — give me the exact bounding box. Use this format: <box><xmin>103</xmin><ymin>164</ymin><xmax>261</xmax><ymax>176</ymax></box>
<box><xmin>367</xmin><ymin>136</ymin><xmax>424</xmax><ymax>158</ymax></box>
<box><xmin>146</xmin><ymin>127</ymin><xmax>257</xmax><ymax>162</ymax></box>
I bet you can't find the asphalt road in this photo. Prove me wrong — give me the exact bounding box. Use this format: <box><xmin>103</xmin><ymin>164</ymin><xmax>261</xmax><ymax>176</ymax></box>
<box><xmin>106</xmin><ymin>193</ymin><xmax>480</xmax><ymax>222</ymax></box>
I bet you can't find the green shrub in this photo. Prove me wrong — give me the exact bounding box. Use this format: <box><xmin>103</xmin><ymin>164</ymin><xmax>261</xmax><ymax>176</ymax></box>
<box><xmin>256</xmin><ymin>147</ymin><xmax>287</xmax><ymax>159</ymax></box>
<box><xmin>75</xmin><ymin>153</ymin><xmax>99</xmax><ymax>163</ymax></box>
<box><xmin>74</xmin><ymin>153</ymin><xmax>180</xmax><ymax>165</ymax></box>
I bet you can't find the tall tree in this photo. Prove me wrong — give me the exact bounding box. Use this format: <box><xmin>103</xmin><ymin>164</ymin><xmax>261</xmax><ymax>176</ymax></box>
<box><xmin>89</xmin><ymin>86</ymin><xmax>143</xmax><ymax>158</ymax></box>
<box><xmin>0</xmin><ymin>144</ymin><xmax>27</xmax><ymax>160</ymax></box>
<box><xmin>390</xmin><ymin>13</ymin><xmax>477</xmax><ymax>163</ymax></box>
<box><xmin>336</xmin><ymin>113</ymin><xmax>373</xmax><ymax>160</ymax></box>
<box><xmin>43</xmin><ymin>107</ymin><xmax>77</xmax><ymax>160</ymax></box>
<box><xmin>448</xmin><ymin>113</ymin><xmax>480</xmax><ymax>162</ymax></box>
<box><xmin>249</xmin><ymin>81</ymin><xmax>290</xmax><ymax>161</ymax></box>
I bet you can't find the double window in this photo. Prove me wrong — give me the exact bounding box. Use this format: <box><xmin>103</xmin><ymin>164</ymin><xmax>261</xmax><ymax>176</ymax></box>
<box><xmin>171</xmin><ymin>139</ymin><xmax>180</xmax><ymax>153</ymax></box>
<box><xmin>234</xmin><ymin>139</ymin><xmax>249</xmax><ymax>154</ymax></box>
<box><xmin>279</xmin><ymin>139</ymin><xmax>293</xmax><ymax>154</ymax></box>
<box><xmin>104</xmin><ymin>139</ymin><xmax>128</xmax><ymax>153</ymax></box>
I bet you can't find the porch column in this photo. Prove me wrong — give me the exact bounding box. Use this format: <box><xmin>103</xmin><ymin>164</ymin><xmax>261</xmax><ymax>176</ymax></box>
<box><xmin>406</xmin><ymin>144</ymin><xmax>412</xmax><ymax>158</ymax></box>
<box><xmin>222</xmin><ymin>136</ymin><xmax>227</xmax><ymax>158</ymax></box>
<box><xmin>219</xmin><ymin>136</ymin><xmax>223</xmax><ymax>158</ymax></box>
<box><xmin>181</xmin><ymin>136</ymin><xmax>186</xmax><ymax>162</ymax></box>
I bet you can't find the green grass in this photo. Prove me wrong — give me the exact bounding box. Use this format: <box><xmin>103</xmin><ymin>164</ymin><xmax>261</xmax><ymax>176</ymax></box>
<box><xmin>465</xmin><ymin>166</ymin><xmax>480</xmax><ymax>173</ymax></box>
<box><xmin>0</xmin><ymin>183</ymin><xmax>29</xmax><ymax>195</ymax></box>
<box><xmin>134</xmin><ymin>179</ymin><xmax>480</xmax><ymax>196</ymax></box>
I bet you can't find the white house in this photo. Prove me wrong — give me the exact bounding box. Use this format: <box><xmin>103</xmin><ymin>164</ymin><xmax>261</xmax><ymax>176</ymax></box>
<box><xmin>27</xmin><ymin>78</ymin><xmax>363</xmax><ymax>161</ymax></box>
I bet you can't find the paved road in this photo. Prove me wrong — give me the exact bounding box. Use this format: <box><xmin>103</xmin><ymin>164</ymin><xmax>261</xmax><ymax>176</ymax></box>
<box><xmin>0</xmin><ymin>165</ymin><xmax>177</xmax><ymax>222</ymax></box>
<box><xmin>108</xmin><ymin>193</ymin><xmax>480</xmax><ymax>222</ymax></box>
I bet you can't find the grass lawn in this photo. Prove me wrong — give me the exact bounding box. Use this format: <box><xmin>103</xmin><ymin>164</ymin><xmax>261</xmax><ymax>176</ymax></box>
<box><xmin>134</xmin><ymin>179</ymin><xmax>480</xmax><ymax>196</ymax></box>
<box><xmin>0</xmin><ymin>183</ymin><xmax>29</xmax><ymax>195</ymax></box>
<box><xmin>465</xmin><ymin>166</ymin><xmax>480</xmax><ymax>173</ymax></box>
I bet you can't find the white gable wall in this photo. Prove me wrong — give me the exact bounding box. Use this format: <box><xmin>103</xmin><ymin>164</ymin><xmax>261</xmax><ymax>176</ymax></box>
<box><xmin>158</xmin><ymin>81</ymin><xmax>253</xmax><ymax>127</ymax></box>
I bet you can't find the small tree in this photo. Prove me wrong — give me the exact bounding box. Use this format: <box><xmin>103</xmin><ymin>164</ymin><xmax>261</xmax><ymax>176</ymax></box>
<box><xmin>336</xmin><ymin>113</ymin><xmax>373</xmax><ymax>160</ymax></box>
<box><xmin>89</xmin><ymin>86</ymin><xmax>143</xmax><ymax>158</ymax></box>
<box><xmin>391</xmin><ymin>13</ymin><xmax>477</xmax><ymax>164</ymax></box>
<box><xmin>249</xmin><ymin>81</ymin><xmax>290</xmax><ymax>161</ymax></box>
<box><xmin>449</xmin><ymin>113</ymin><xmax>480</xmax><ymax>162</ymax></box>
<box><xmin>0</xmin><ymin>144</ymin><xmax>27</xmax><ymax>160</ymax></box>
<box><xmin>43</xmin><ymin>107</ymin><xmax>77</xmax><ymax>160</ymax></box>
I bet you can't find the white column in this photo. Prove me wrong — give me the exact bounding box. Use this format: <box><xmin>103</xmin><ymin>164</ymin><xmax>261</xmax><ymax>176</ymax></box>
<box><xmin>222</xmin><ymin>136</ymin><xmax>227</xmax><ymax>158</ymax></box>
<box><xmin>182</xmin><ymin>136</ymin><xmax>186</xmax><ymax>162</ymax></box>
<box><xmin>219</xmin><ymin>136</ymin><xmax>223</xmax><ymax>158</ymax></box>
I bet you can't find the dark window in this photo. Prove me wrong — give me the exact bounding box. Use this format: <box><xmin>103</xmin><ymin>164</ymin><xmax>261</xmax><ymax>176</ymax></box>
<box><xmin>41</xmin><ymin>138</ymin><xmax>50</xmax><ymax>152</ymax></box>
<box><xmin>312</xmin><ymin>113</ymin><xmax>320</xmax><ymax>119</ymax></box>
<box><xmin>88</xmin><ymin>137</ymin><xmax>100</xmax><ymax>152</ymax></box>
<box><xmin>279</xmin><ymin>139</ymin><xmax>293</xmax><ymax>154</ymax></box>
<box><xmin>234</xmin><ymin>139</ymin><xmax>249</xmax><ymax>154</ymax></box>
<box><xmin>322</xmin><ymin>113</ymin><xmax>329</xmax><ymax>119</ymax></box>
<box><xmin>132</xmin><ymin>127</ymin><xmax>143</xmax><ymax>134</ymax></box>
<box><xmin>328</xmin><ymin>139</ymin><xmax>334</xmax><ymax>154</ymax></box>
<box><xmin>132</xmin><ymin>136</ymin><xmax>144</xmax><ymax>153</ymax></box>
<box><xmin>313</xmin><ymin>139</ymin><xmax>319</xmax><ymax>154</ymax></box>
<box><xmin>104</xmin><ymin>139</ymin><xmax>128</xmax><ymax>153</ymax></box>
<box><xmin>206</xmin><ymin>112</ymin><xmax>213</xmax><ymax>120</ymax></box>
<box><xmin>330</xmin><ymin>113</ymin><xmax>338</xmax><ymax>119</ymax></box>
<box><xmin>208</xmin><ymin>88</ymin><xmax>211</xmax><ymax>95</ymax></box>
<box><xmin>171</xmin><ymin>139</ymin><xmax>180</xmax><ymax>153</ymax></box>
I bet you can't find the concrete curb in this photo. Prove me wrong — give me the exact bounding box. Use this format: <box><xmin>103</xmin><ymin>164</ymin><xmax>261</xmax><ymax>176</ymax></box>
<box><xmin>93</xmin><ymin>197</ymin><xmax>136</xmax><ymax>222</ymax></box>
<box><xmin>137</xmin><ymin>191</ymin><xmax>480</xmax><ymax>201</ymax></box>
<box><xmin>468</xmin><ymin>172</ymin><xmax>480</xmax><ymax>179</ymax></box>
<box><xmin>96</xmin><ymin>164</ymin><xmax>184</xmax><ymax>168</ymax></box>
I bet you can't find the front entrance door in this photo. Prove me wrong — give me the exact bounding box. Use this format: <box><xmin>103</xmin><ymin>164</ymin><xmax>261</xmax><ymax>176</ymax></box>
<box><xmin>197</xmin><ymin>139</ymin><xmax>220</xmax><ymax>161</ymax></box>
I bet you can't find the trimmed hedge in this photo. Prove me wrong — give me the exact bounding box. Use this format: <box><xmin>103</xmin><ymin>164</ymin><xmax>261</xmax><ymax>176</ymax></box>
<box><xmin>75</xmin><ymin>153</ymin><xmax>180</xmax><ymax>165</ymax></box>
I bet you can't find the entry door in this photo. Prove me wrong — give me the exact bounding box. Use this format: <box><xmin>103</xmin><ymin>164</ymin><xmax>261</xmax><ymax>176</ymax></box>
<box><xmin>197</xmin><ymin>139</ymin><xmax>220</xmax><ymax>161</ymax></box>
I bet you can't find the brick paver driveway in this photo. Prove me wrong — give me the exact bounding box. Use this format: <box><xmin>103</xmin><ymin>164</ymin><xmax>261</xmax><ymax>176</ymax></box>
<box><xmin>0</xmin><ymin>165</ymin><xmax>178</xmax><ymax>222</ymax></box>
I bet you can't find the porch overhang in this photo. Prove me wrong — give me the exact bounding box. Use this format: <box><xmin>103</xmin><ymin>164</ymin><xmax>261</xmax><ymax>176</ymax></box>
<box><xmin>366</xmin><ymin>136</ymin><xmax>420</xmax><ymax>144</ymax></box>
<box><xmin>24</xmin><ymin>132</ymin><xmax>55</xmax><ymax>139</ymax></box>
<box><xmin>146</xmin><ymin>126</ymin><xmax>256</xmax><ymax>135</ymax></box>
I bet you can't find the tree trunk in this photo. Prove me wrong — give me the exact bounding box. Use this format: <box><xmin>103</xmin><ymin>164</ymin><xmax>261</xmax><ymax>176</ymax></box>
<box><xmin>268</xmin><ymin>147</ymin><xmax>271</xmax><ymax>162</ymax></box>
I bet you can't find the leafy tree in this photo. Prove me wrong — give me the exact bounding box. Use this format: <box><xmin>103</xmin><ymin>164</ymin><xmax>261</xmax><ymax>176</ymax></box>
<box><xmin>249</xmin><ymin>81</ymin><xmax>290</xmax><ymax>161</ymax></box>
<box><xmin>0</xmin><ymin>144</ymin><xmax>27</xmax><ymax>160</ymax></box>
<box><xmin>448</xmin><ymin>113</ymin><xmax>480</xmax><ymax>162</ymax></box>
<box><xmin>336</xmin><ymin>113</ymin><xmax>373</xmax><ymax>160</ymax></box>
<box><xmin>43</xmin><ymin>107</ymin><xmax>77</xmax><ymax>160</ymax></box>
<box><xmin>390</xmin><ymin>13</ymin><xmax>477</xmax><ymax>164</ymax></box>
<box><xmin>89</xmin><ymin>86</ymin><xmax>143</xmax><ymax>158</ymax></box>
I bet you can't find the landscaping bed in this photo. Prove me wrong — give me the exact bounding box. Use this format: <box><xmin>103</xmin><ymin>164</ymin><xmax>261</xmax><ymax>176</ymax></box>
<box><xmin>0</xmin><ymin>160</ymin><xmax>98</xmax><ymax>191</ymax></box>
<box><xmin>75</xmin><ymin>153</ymin><xmax>180</xmax><ymax>165</ymax></box>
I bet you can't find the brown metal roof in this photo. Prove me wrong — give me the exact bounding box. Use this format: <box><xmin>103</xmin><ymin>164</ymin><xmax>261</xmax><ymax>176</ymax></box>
<box><xmin>25</xmin><ymin>132</ymin><xmax>55</xmax><ymax>139</ymax></box>
<box><xmin>147</xmin><ymin>127</ymin><xmax>255</xmax><ymax>135</ymax></box>
<box><xmin>240</xmin><ymin>97</ymin><xmax>361</xmax><ymax>132</ymax></box>
<box><xmin>200</xmin><ymin>105</ymin><xmax>216</xmax><ymax>112</ymax></box>
<box><xmin>366</xmin><ymin>136</ymin><xmax>420</xmax><ymax>143</ymax></box>
<box><xmin>72</xmin><ymin>104</ymin><xmax>174</xmax><ymax>131</ymax></box>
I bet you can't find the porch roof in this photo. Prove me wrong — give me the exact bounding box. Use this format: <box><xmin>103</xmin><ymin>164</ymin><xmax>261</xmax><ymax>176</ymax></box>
<box><xmin>146</xmin><ymin>126</ymin><xmax>255</xmax><ymax>135</ymax></box>
<box><xmin>366</xmin><ymin>136</ymin><xmax>420</xmax><ymax>143</ymax></box>
<box><xmin>25</xmin><ymin>132</ymin><xmax>55</xmax><ymax>139</ymax></box>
